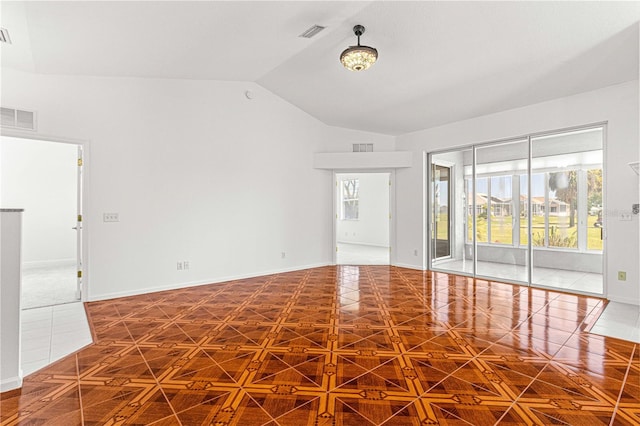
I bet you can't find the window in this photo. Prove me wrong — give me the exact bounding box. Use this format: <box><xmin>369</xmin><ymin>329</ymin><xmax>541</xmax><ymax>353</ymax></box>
<box><xmin>489</xmin><ymin>176</ymin><xmax>513</xmax><ymax>245</ymax></box>
<box><xmin>467</xmin><ymin>176</ymin><xmax>514</xmax><ymax>244</ymax></box>
<box><xmin>474</xmin><ymin>177</ymin><xmax>489</xmax><ymax>243</ymax></box>
<box><xmin>341</xmin><ymin>179</ymin><xmax>359</xmax><ymax>220</ymax></box>
<box><xmin>466</xmin><ymin>168</ymin><xmax>601</xmax><ymax>251</ymax></box>
<box><xmin>547</xmin><ymin>171</ymin><xmax>578</xmax><ymax>249</ymax></box>
<box><xmin>587</xmin><ymin>169</ymin><xmax>603</xmax><ymax>251</ymax></box>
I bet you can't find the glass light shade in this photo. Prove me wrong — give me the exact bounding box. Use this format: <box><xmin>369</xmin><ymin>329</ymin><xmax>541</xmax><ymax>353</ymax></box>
<box><xmin>340</xmin><ymin>45</ymin><xmax>378</xmax><ymax>71</ymax></box>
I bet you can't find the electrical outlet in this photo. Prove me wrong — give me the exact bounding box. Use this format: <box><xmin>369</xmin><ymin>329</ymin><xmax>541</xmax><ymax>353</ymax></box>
<box><xmin>281</xmin><ymin>252</ymin><xmax>286</xmax><ymax>259</ymax></box>
<box><xmin>177</xmin><ymin>261</ymin><xmax>183</xmax><ymax>271</ymax></box>
<box><xmin>618</xmin><ymin>271</ymin><xmax>627</xmax><ymax>281</ymax></box>
<box><xmin>103</xmin><ymin>212</ymin><xmax>119</xmax><ymax>222</ymax></box>
<box><xmin>413</xmin><ymin>249</ymin><xmax>418</xmax><ymax>256</ymax></box>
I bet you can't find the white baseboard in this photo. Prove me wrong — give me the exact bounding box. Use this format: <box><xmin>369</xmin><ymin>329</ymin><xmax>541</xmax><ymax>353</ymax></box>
<box><xmin>88</xmin><ymin>262</ymin><xmax>332</xmax><ymax>302</ymax></box>
<box><xmin>0</xmin><ymin>375</ymin><xmax>23</xmax><ymax>392</ymax></box>
<box><xmin>393</xmin><ymin>262</ymin><xmax>426</xmax><ymax>271</ymax></box>
<box><xmin>606</xmin><ymin>294</ymin><xmax>640</xmax><ymax>306</ymax></box>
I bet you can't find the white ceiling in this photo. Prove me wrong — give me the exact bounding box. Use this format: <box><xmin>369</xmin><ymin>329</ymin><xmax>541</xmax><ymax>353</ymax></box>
<box><xmin>2</xmin><ymin>1</ymin><xmax>639</xmax><ymax>135</ymax></box>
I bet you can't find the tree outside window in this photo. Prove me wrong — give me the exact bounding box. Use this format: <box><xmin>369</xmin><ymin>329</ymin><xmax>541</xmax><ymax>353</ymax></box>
<box><xmin>341</xmin><ymin>179</ymin><xmax>359</xmax><ymax>220</ymax></box>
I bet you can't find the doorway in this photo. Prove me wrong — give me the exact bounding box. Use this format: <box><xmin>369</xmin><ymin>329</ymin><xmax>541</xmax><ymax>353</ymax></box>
<box><xmin>335</xmin><ymin>172</ymin><xmax>391</xmax><ymax>265</ymax></box>
<box><xmin>0</xmin><ymin>136</ymin><xmax>84</xmax><ymax>309</ymax></box>
<box><xmin>432</xmin><ymin>163</ymin><xmax>452</xmax><ymax>260</ymax></box>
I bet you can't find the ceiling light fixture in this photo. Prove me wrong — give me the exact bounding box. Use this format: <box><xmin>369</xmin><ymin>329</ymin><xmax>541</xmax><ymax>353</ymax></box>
<box><xmin>340</xmin><ymin>25</ymin><xmax>377</xmax><ymax>72</ymax></box>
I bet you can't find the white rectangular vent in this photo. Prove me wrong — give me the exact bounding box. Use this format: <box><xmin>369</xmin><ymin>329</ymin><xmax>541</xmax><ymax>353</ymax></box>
<box><xmin>0</xmin><ymin>28</ymin><xmax>11</xmax><ymax>44</ymax></box>
<box><xmin>353</xmin><ymin>143</ymin><xmax>373</xmax><ymax>152</ymax></box>
<box><xmin>1</xmin><ymin>107</ymin><xmax>36</xmax><ymax>131</ymax></box>
<box><xmin>299</xmin><ymin>25</ymin><xmax>326</xmax><ymax>38</ymax></box>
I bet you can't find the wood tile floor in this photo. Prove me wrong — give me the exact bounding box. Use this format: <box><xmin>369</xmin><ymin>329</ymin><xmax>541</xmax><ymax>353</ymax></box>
<box><xmin>1</xmin><ymin>266</ymin><xmax>638</xmax><ymax>425</ymax></box>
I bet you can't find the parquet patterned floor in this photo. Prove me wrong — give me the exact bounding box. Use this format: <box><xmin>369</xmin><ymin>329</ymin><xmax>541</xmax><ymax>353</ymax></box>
<box><xmin>1</xmin><ymin>266</ymin><xmax>639</xmax><ymax>425</ymax></box>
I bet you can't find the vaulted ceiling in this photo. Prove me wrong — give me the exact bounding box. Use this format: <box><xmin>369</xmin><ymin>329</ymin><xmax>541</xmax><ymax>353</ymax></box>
<box><xmin>2</xmin><ymin>1</ymin><xmax>639</xmax><ymax>135</ymax></box>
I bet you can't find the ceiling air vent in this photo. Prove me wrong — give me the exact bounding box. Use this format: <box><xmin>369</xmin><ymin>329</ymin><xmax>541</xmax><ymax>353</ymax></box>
<box><xmin>353</xmin><ymin>143</ymin><xmax>373</xmax><ymax>152</ymax></box>
<box><xmin>299</xmin><ymin>25</ymin><xmax>326</xmax><ymax>39</ymax></box>
<box><xmin>1</xmin><ymin>107</ymin><xmax>36</xmax><ymax>131</ymax></box>
<box><xmin>0</xmin><ymin>28</ymin><xmax>11</xmax><ymax>44</ymax></box>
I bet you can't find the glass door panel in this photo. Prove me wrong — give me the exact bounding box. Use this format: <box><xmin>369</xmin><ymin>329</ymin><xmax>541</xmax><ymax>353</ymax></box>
<box><xmin>433</xmin><ymin>164</ymin><xmax>451</xmax><ymax>259</ymax></box>
<box><xmin>474</xmin><ymin>140</ymin><xmax>529</xmax><ymax>283</ymax></box>
<box><xmin>531</xmin><ymin>128</ymin><xmax>603</xmax><ymax>294</ymax></box>
<box><xmin>430</xmin><ymin>149</ymin><xmax>473</xmax><ymax>275</ymax></box>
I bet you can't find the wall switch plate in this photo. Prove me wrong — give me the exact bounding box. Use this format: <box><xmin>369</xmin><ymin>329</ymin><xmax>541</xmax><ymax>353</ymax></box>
<box><xmin>618</xmin><ymin>271</ymin><xmax>627</xmax><ymax>281</ymax></box>
<box><xmin>103</xmin><ymin>213</ymin><xmax>119</xmax><ymax>222</ymax></box>
<box><xmin>177</xmin><ymin>261</ymin><xmax>183</xmax><ymax>270</ymax></box>
<box><xmin>183</xmin><ymin>261</ymin><xmax>189</xmax><ymax>270</ymax></box>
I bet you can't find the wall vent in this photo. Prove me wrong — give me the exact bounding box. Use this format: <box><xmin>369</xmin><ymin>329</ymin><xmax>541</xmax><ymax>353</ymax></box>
<box><xmin>299</xmin><ymin>25</ymin><xmax>326</xmax><ymax>39</ymax></box>
<box><xmin>353</xmin><ymin>143</ymin><xmax>373</xmax><ymax>152</ymax></box>
<box><xmin>1</xmin><ymin>107</ymin><xmax>36</xmax><ymax>131</ymax></box>
<box><xmin>0</xmin><ymin>28</ymin><xmax>11</xmax><ymax>44</ymax></box>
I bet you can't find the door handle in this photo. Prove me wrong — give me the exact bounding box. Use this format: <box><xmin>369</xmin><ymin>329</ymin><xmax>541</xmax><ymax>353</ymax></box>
<box><xmin>72</xmin><ymin>226</ymin><xmax>78</xmax><ymax>230</ymax></box>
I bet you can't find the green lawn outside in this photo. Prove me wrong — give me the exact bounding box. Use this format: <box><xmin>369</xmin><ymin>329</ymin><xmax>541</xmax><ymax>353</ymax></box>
<box><xmin>452</xmin><ymin>214</ymin><xmax>603</xmax><ymax>251</ymax></box>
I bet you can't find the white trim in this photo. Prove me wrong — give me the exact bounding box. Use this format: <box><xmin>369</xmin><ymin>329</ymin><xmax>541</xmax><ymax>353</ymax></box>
<box><xmin>87</xmin><ymin>263</ymin><xmax>331</xmax><ymax>302</ymax></box>
<box><xmin>314</xmin><ymin>151</ymin><xmax>412</xmax><ymax>169</ymax></box>
<box><xmin>0</xmin><ymin>375</ymin><xmax>23</xmax><ymax>393</ymax></box>
<box><xmin>607</xmin><ymin>294</ymin><xmax>639</xmax><ymax>306</ymax></box>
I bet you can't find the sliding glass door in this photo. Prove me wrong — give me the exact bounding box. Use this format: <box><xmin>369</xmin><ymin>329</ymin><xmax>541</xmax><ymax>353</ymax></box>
<box><xmin>428</xmin><ymin>125</ymin><xmax>604</xmax><ymax>295</ymax></box>
<box><xmin>530</xmin><ymin>128</ymin><xmax>604</xmax><ymax>294</ymax></box>
<box><xmin>430</xmin><ymin>149</ymin><xmax>473</xmax><ymax>275</ymax></box>
<box><xmin>474</xmin><ymin>140</ymin><xmax>529</xmax><ymax>284</ymax></box>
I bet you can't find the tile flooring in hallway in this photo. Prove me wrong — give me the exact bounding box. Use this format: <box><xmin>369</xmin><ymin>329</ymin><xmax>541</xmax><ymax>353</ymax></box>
<box><xmin>1</xmin><ymin>266</ymin><xmax>639</xmax><ymax>425</ymax></box>
<box><xmin>336</xmin><ymin>243</ymin><xmax>390</xmax><ymax>265</ymax></box>
<box><xmin>21</xmin><ymin>261</ymin><xmax>79</xmax><ymax>309</ymax></box>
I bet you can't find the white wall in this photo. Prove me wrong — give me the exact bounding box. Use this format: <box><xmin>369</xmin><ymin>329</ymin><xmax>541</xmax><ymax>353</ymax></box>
<box><xmin>336</xmin><ymin>173</ymin><xmax>390</xmax><ymax>247</ymax></box>
<box><xmin>0</xmin><ymin>137</ymin><xmax>77</xmax><ymax>264</ymax></box>
<box><xmin>396</xmin><ymin>80</ymin><xmax>640</xmax><ymax>305</ymax></box>
<box><xmin>0</xmin><ymin>210</ymin><xmax>23</xmax><ymax>392</ymax></box>
<box><xmin>1</xmin><ymin>68</ymin><xmax>394</xmax><ymax>301</ymax></box>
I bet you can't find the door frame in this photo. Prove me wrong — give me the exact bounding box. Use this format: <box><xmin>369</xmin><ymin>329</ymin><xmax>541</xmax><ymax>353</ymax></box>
<box><xmin>426</xmin><ymin>122</ymin><xmax>607</xmax><ymax>297</ymax></box>
<box><xmin>332</xmin><ymin>169</ymin><xmax>396</xmax><ymax>266</ymax></box>
<box><xmin>1</xmin><ymin>129</ymin><xmax>90</xmax><ymax>302</ymax></box>
<box><xmin>430</xmin><ymin>160</ymin><xmax>455</xmax><ymax>262</ymax></box>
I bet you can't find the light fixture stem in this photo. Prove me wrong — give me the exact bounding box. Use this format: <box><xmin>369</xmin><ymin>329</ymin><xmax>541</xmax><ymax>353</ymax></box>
<box><xmin>357</xmin><ymin>34</ymin><xmax>361</xmax><ymax>46</ymax></box>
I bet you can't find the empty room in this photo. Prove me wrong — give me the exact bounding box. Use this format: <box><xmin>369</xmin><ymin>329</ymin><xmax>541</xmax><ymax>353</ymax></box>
<box><xmin>1</xmin><ymin>1</ymin><xmax>639</xmax><ymax>425</ymax></box>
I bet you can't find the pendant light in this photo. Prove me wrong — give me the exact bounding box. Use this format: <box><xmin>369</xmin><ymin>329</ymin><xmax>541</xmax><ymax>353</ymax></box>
<box><xmin>340</xmin><ymin>25</ymin><xmax>378</xmax><ymax>71</ymax></box>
